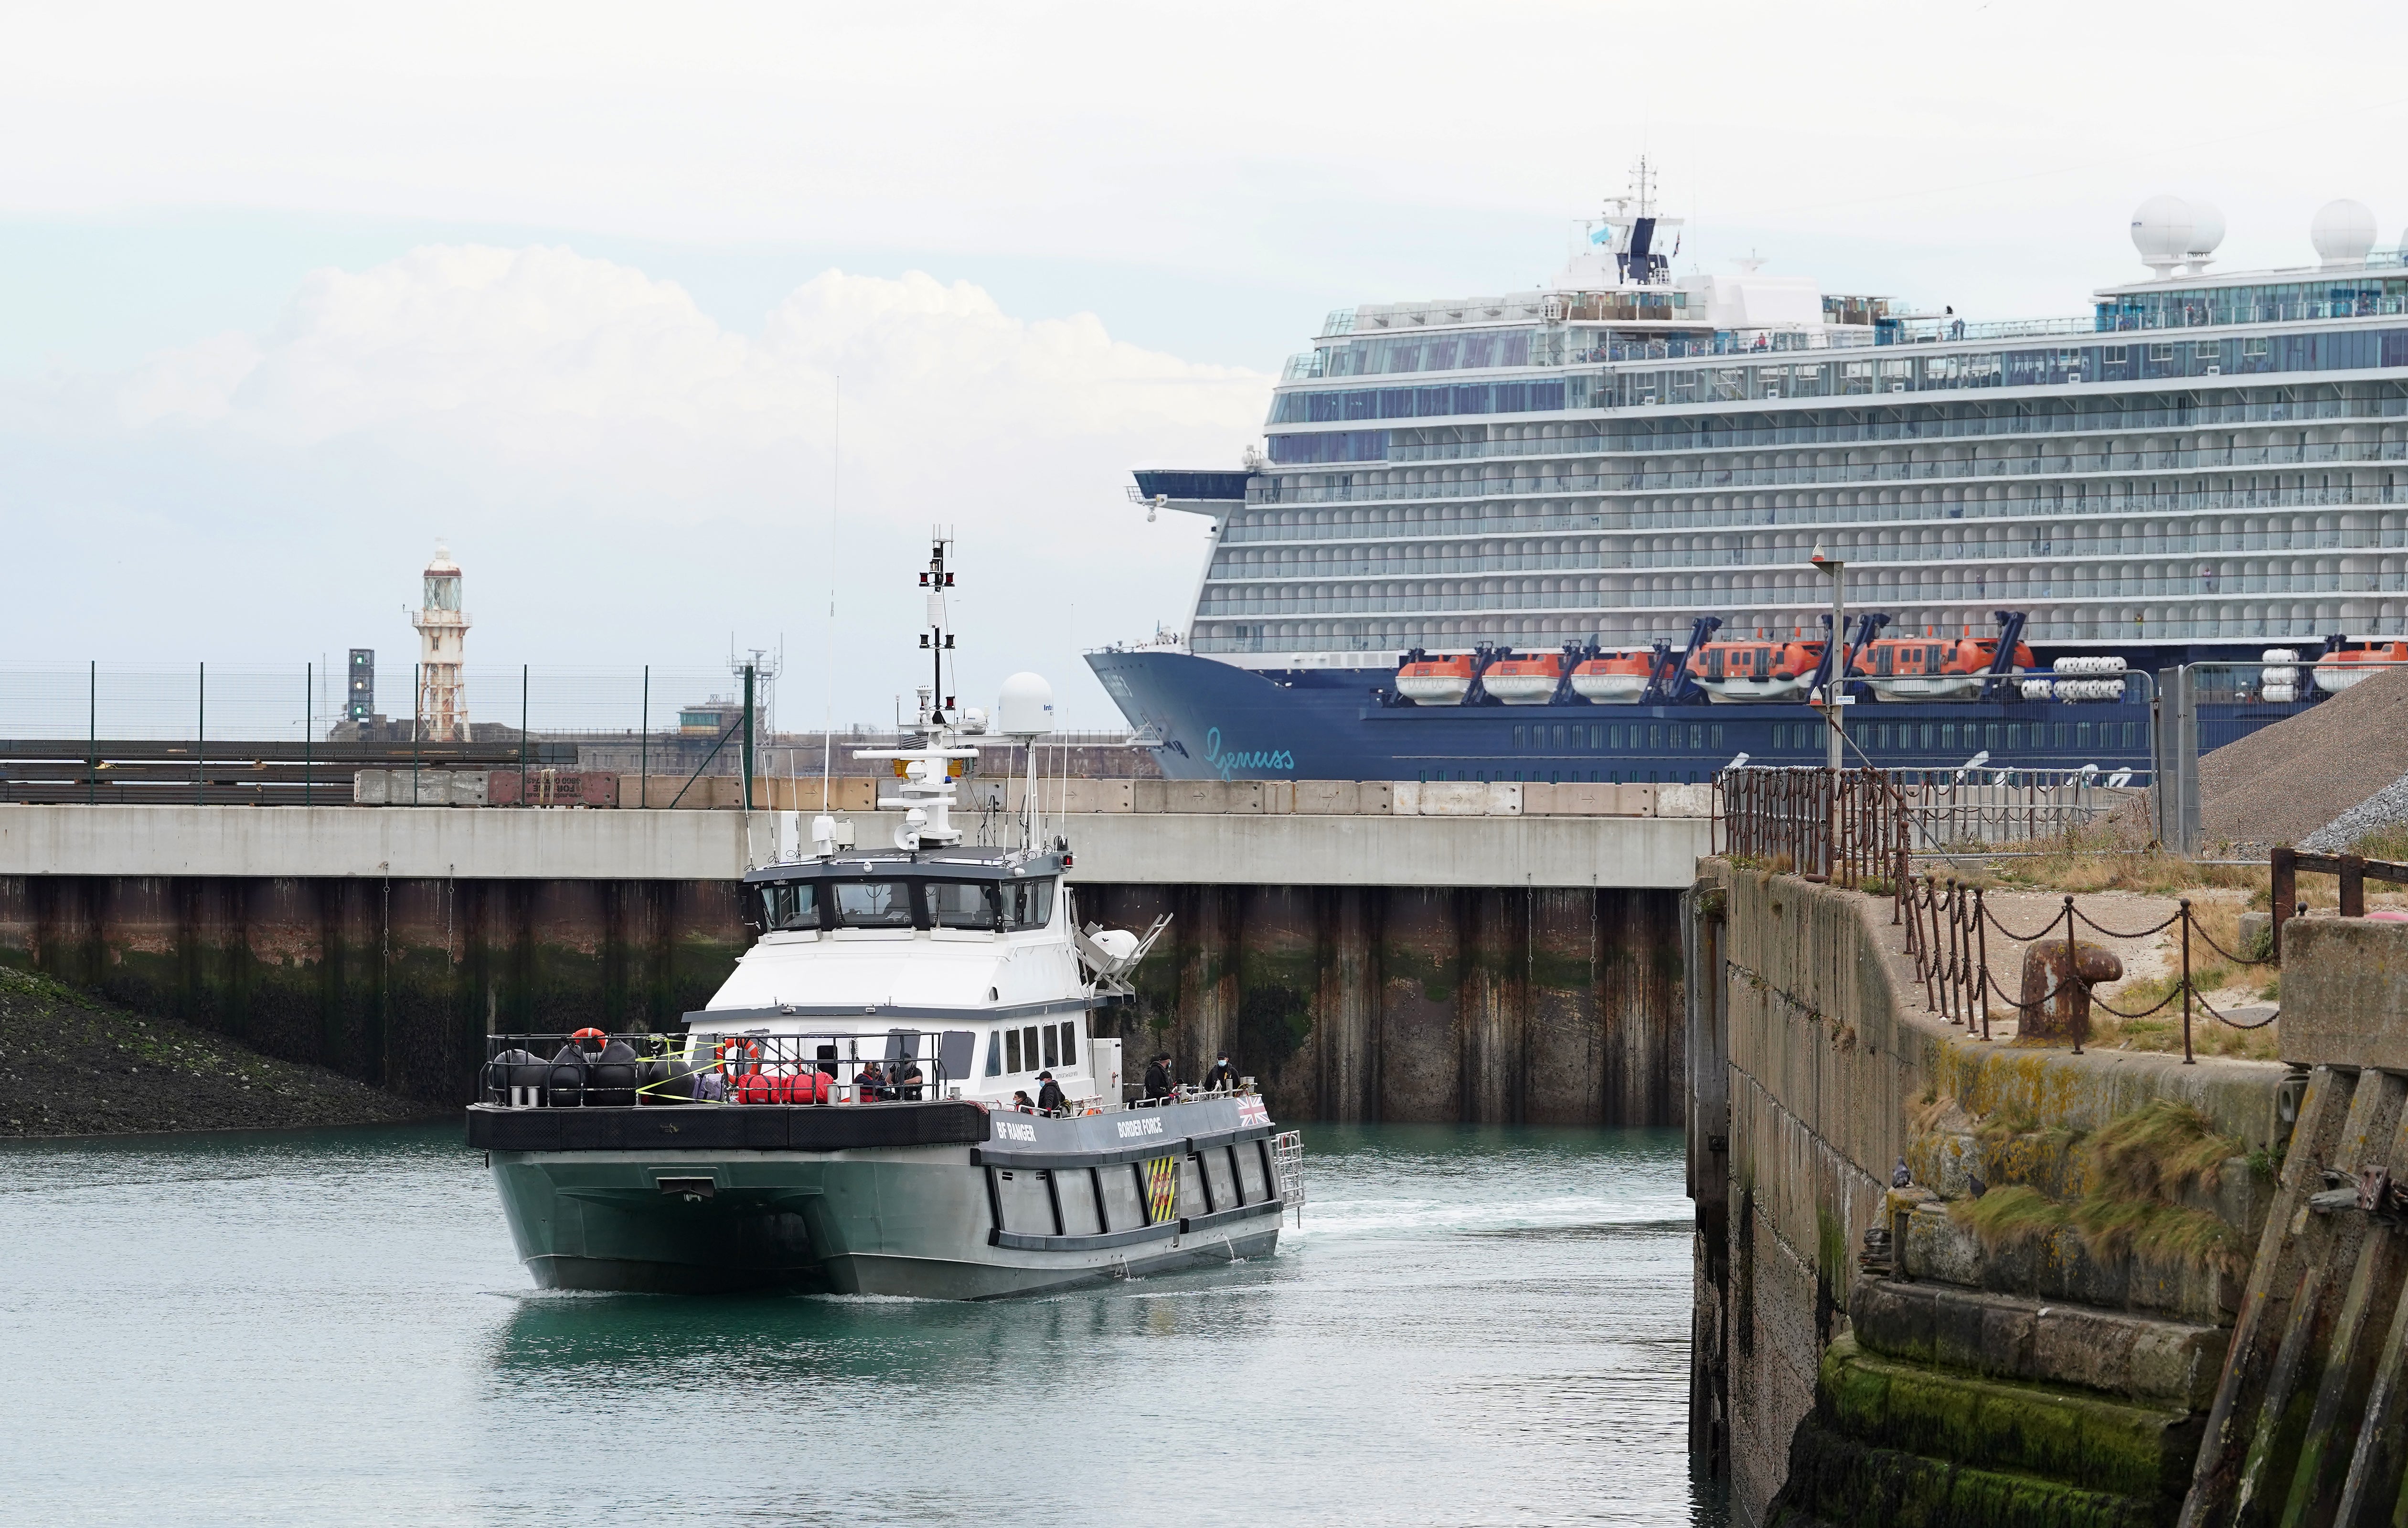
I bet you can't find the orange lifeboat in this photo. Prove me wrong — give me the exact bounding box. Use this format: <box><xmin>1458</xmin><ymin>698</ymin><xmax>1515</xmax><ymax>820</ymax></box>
<box><xmin>1396</xmin><ymin>653</ymin><xmax>1476</xmax><ymax>705</ymax></box>
<box><xmin>1850</xmin><ymin>635</ymin><xmax>2034</xmax><ymax>702</ymax></box>
<box><xmin>1569</xmin><ymin>651</ymin><xmax>1651</xmax><ymax>705</ymax></box>
<box><xmin>1686</xmin><ymin>639</ymin><xmax>1826</xmax><ymax>704</ymax></box>
<box><xmin>2315</xmin><ymin>640</ymin><xmax>2408</xmax><ymax>695</ymax></box>
<box><xmin>1480</xmin><ymin>652</ymin><xmax>1563</xmax><ymax>705</ymax></box>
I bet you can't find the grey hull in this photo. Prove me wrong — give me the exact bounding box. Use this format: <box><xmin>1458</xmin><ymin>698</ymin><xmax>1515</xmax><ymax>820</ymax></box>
<box><xmin>482</xmin><ymin>1097</ymin><xmax>1284</xmax><ymax>1300</ymax></box>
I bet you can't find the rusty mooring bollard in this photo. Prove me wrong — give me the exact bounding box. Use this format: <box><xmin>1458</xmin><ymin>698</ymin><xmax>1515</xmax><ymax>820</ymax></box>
<box><xmin>2016</xmin><ymin>940</ymin><xmax>2124</xmax><ymax>1044</ymax></box>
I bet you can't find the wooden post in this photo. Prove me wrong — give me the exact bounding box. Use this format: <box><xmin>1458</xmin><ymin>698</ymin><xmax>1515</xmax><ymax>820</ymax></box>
<box><xmin>2271</xmin><ymin>846</ymin><xmax>2296</xmax><ymax>964</ymax></box>
<box><xmin>2341</xmin><ymin>854</ymin><xmax>2366</xmax><ymax>919</ymax></box>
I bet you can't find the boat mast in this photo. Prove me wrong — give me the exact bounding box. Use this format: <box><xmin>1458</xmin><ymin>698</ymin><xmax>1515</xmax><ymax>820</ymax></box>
<box><xmin>852</xmin><ymin>530</ymin><xmax>980</xmax><ymax>852</ymax></box>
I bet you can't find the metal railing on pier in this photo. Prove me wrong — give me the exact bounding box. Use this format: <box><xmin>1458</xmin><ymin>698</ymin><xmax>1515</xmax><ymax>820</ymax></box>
<box><xmin>1717</xmin><ymin>766</ymin><xmax>2141</xmax><ymax>886</ymax></box>
<box><xmin>1896</xmin><ymin>877</ymin><xmax>2278</xmax><ymax>1064</ymax></box>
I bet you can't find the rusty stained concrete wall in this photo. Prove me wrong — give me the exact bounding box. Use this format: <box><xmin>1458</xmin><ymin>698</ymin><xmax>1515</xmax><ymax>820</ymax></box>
<box><xmin>0</xmin><ymin>875</ymin><xmax>746</xmax><ymax>1107</ymax></box>
<box><xmin>0</xmin><ymin>876</ymin><xmax>1687</xmax><ymax>1126</ymax></box>
<box><xmin>1079</xmin><ymin>884</ymin><xmax>1685</xmax><ymax>1127</ymax></box>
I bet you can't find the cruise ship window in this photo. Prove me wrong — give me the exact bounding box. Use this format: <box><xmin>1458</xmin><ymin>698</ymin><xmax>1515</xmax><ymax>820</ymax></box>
<box><xmin>2125</xmin><ymin>723</ymin><xmax>2139</xmax><ymax>749</ymax></box>
<box><xmin>1553</xmin><ymin>725</ymin><xmax>1567</xmax><ymax>750</ymax></box>
<box><xmin>1609</xmin><ymin>725</ymin><xmax>1624</xmax><ymax>749</ymax></box>
<box><xmin>2007</xmin><ymin>724</ymin><xmax>2025</xmax><ymax>751</ymax></box>
<box><xmin>1649</xmin><ymin>725</ymin><xmax>1663</xmax><ymax>750</ymax></box>
<box><xmin>1590</xmin><ymin>726</ymin><xmax>1604</xmax><ymax>749</ymax></box>
<box><xmin>1711</xmin><ymin>725</ymin><xmax>1724</xmax><ymax>749</ymax></box>
<box><xmin>1513</xmin><ymin>725</ymin><xmax>1526</xmax><ymax>749</ymax></box>
<box><xmin>2054</xmin><ymin>724</ymin><xmax>2069</xmax><ymax>748</ymax></box>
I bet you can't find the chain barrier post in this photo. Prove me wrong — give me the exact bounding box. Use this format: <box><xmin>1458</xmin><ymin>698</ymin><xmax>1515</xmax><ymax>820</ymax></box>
<box><xmin>2064</xmin><ymin>894</ymin><xmax>2083</xmax><ymax>1055</ymax></box>
<box><xmin>1974</xmin><ymin>885</ymin><xmax>1991</xmax><ymax>1040</ymax></box>
<box><xmin>2180</xmin><ymin>897</ymin><xmax>2194</xmax><ymax>1065</ymax></box>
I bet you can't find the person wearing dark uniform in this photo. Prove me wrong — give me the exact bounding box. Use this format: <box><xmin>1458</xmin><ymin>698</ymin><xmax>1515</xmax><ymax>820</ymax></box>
<box><xmin>1142</xmin><ymin>1053</ymin><xmax>1173</xmax><ymax>1102</ymax></box>
<box><xmin>1204</xmin><ymin>1052</ymin><xmax>1236</xmax><ymax>1091</ymax></box>
<box><xmin>894</xmin><ymin>1057</ymin><xmax>925</xmax><ymax>1101</ymax></box>
<box><xmin>1035</xmin><ymin>1070</ymin><xmax>1067</xmax><ymax>1116</ymax></box>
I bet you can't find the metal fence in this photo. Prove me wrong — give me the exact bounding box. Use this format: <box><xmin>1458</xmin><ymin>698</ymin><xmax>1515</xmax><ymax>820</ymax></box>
<box><xmin>1718</xmin><ymin>765</ymin><xmax>2143</xmax><ymax>883</ymax></box>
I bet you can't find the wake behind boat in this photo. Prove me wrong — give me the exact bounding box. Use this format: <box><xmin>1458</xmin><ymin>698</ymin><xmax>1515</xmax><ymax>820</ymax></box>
<box><xmin>468</xmin><ymin>536</ymin><xmax>1299</xmax><ymax>1297</ymax></box>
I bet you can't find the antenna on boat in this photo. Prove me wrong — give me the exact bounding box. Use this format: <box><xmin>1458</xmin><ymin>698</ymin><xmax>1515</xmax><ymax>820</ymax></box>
<box><xmin>853</xmin><ymin>532</ymin><xmax>979</xmax><ymax>852</ymax></box>
<box><xmin>997</xmin><ymin>671</ymin><xmax>1054</xmax><ymax>851</ymax></box>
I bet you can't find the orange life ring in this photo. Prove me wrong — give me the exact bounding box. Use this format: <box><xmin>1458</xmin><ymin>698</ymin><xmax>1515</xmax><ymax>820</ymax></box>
<box><xmin>714</xmin><ymin>1036</ymin><xmax>763</xmax><ymax>1078</ymax></box>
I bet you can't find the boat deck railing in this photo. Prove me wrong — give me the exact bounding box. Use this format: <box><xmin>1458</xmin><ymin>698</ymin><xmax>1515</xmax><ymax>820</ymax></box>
<box><xmin>481</xmin><ymin>1031</ymin><xmax>958</xmax><ymax>1110</ymax></box>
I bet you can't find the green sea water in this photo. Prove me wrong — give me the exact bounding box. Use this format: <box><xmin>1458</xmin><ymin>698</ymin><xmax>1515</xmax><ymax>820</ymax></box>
<box><xmin>0</xmin><ymin>1120</ymin><xmax>1716</xmax><ymax>1526</ymax></box>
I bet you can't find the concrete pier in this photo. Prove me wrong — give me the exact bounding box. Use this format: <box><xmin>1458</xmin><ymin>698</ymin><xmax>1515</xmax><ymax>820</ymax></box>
<box><xmin>0</xmin><ymin>803</ymin><xmax>1696</xmax><ymax>1125</ymax></box>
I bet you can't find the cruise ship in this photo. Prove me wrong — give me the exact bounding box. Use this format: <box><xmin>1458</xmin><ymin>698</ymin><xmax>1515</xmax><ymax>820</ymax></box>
<box><xmin>1088</xmin><ymin>168</ymin><xmax>2408</xmax><ymax>784</ymax></box>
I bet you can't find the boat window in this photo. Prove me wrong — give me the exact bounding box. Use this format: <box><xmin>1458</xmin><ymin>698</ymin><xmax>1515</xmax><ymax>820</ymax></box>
<box><xmin>1236</xmin><ymin>1141</ymin><xmax>1271</xmax><ymax>1203</ymax></box>
<box><xmin>1005</xmin><ymin>1028</ymin><xmax>1023</xmax><ymax>1073</ymax></box>
<box><xmin>1021</xmin><ymin>1025</ymin><xmax>1040</xmax><ymax>1071</ymax></box>
<box><xmin>1002</xmin><ymin>879</ymin><xmax>1055</xmax><ymax>930</ymax></box>
<box><xmin>1042</xmin><ymin>1025</ymin><xmax>1059</xmax><ymax>1069</ymax></box>
<box><xmin>1056</xmin><ymin>1168</ymin><xmax>1104</xmax><ymax>1237</ymax></box>
<box><xmin>929</xmin><ymin>880</ymin><xmax>1002</xmax><ymax>930</ymax></box>
<box><xmin>1059</xmin><ymin>1020</ymin><xmax>1077</xmax><ymax>1067</ymax></box>
<box><xmin>1098</xmin><ymin>1164</ymin><xmax>1145</xmax><ymax>1230</ymax></box>
<box><xmin>758</xmin><ymin>881</ymin><xmax>820</xmax><ymax>930</ymax></box>
<box><xmin>1201</xmin><ymin>1147</ymin><xmax>1238</xmax><ymax>1211</ymax></box>
<box><xmin>940</xmin><ymin>1031</ymin><xmax>974</xmax><ymax>1087</ymax></box>
<box><xmin>831</xmin><ymin>879</ymin><xmax>917</xmax><ymax>929</ymax></box>
<box><xmin>994</xmin><ymin>1169</ymin><xmax>1056</xmax><ymax>1236</ymax></box>
<box><xmin>985</xmin><ymin>1030</ymin><xmax>1003</xmax><ymax>1077</ymax></box>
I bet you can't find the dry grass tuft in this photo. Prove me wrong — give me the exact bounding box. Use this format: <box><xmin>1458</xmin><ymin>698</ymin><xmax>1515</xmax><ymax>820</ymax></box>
<box><xmin>1950</xmin><ymin>1184</ymin><xmax>2071</xmax><ymax>1253</ymax></box>
<box><xmin>2086</xmin><ymin>1099</ymin><xmax>2243</xmax><ymax>1200</ymax></box>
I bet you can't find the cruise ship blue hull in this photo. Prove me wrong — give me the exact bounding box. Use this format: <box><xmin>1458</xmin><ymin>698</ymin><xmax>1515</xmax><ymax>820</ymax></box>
<box><xmin>1087</xmin><ymin>649</ymin><xmax>2300</xmax><ymax>784</ymax></box>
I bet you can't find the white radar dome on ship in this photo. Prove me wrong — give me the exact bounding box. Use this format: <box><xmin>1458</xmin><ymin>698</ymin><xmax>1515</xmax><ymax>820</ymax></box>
<box><xmin>996</xmin><ymin>672</ymin><xmax>1055</xmax><ymax>738</ymax></box>
<box><xmin>2313</xmin><ymin>199</ymin><xmax>2377</xmax><ymax>267</ymax></box>
<box><xmin>2131</xmin><ymin>195</ymin><xmax>2195</xmax><ymax>274</ymax></box>
<box><xmin>2183</xmin><ymin>201</ymin><xmax>2225</xmax><ymax>264</ymax></box>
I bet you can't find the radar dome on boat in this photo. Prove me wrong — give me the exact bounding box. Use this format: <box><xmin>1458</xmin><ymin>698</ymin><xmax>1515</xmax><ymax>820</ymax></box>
<box><xmin>2313</xmin><ymin>199</ymin><xmax>2377</xmax><ymax>267</ymax></box>
<box><xmin>2131</xmin><ymin>195</ymin><xmax>2194</xmax><ymax>277</ymax></box>
<box><xmin>996</xmin><ymin>672</ymin><xmax>1054</xmax><ymax>738</ymax></box>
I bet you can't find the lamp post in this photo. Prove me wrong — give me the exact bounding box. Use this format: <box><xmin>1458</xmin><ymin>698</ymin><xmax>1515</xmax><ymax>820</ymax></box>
<box><xmin>1810</xmin><ymin>543</ymin><xmax>1847</xmax><ymax>772</ymax></box>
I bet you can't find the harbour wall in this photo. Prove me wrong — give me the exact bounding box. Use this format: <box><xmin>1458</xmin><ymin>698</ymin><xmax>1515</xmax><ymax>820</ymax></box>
<box><xmin>1686</xmin><ymin>863</ymin><xmax>2289</xmax><ymax>1525</ymax></box>
<box><xmin>0</xmin><ymin>874</ymin><xmax>1684</xmax><ymax>1127</ymax></box>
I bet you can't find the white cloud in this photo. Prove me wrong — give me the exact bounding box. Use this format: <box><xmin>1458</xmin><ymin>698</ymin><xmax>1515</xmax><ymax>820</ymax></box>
<box><xmin>3</xmin><ymin>245</ymin><xmax>1270</xmax><ymax>725</ymax></box>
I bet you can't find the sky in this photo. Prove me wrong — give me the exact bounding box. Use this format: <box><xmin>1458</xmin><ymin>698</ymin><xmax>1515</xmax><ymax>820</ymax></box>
<box><xmin>4</xmin><ymin>0</ymin><xmax>2407</xmax><ymax>727</ymax></box>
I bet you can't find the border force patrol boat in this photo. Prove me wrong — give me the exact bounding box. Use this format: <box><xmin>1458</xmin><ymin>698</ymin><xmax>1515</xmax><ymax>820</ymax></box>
<box><xmin>467</xmin><ymin>538</ymin><xmax>1298</xmax><ymax>1298</ymax></box>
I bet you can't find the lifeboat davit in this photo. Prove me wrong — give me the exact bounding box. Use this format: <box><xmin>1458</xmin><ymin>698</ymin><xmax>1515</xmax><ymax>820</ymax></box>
<box><xmin>1686</xmin><ymin>639</ymin><xmax>1826</xmax><ymax>704</ymax></box>
<box><xmin>1481</xmin><ymin>653</ymin><xmax>1563</xmax><ymax>705</ymax></box>
<box><xmin>1570</xmin><ymin>651</ymin><xmax>1651</xmax><ymax>704</ymax></box>
<box><xmin>1396</xmin><ymin>653</ymin><xmax>1476</xmax><ymax>705</ymax></box>
<box><xmin>2315</xmin><ymin>641</ymin><xmax>2408</xmax><ymax>694</ymax></box>
<box><xmin>1851</xmin><ymin>635</ymin><xmax>2035</xmax><ymax>702</ymax></box>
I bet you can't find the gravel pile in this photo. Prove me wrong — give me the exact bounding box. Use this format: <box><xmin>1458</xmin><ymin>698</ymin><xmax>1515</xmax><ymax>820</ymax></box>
<box><xmin>2301</xmin><ymin>770</ymin><xmax>2408</xmax><ymax>852</ymax></box>
<box><xmin>2199</xmin><ymin>663</ymin><xmax>2408</xmax><ymax>847</ymax></box>
<box><xmin>0</xmin><ymin>964</ymin><xmax>441</xmax><ymax>1139</ymax></box>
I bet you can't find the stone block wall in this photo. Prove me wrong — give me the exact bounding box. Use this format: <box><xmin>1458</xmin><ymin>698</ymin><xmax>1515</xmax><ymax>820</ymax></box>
<box><xmin>1692</xmin><ymin>863</ymin><xmax>2288</xmax><ymax>1524</ymax></box>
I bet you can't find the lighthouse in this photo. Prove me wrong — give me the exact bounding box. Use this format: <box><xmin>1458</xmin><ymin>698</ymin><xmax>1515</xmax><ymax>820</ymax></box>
<box><xmin>412</xmin><ymin>543</ymin><xmax>471</xmax><ymax>741</ymax></box>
